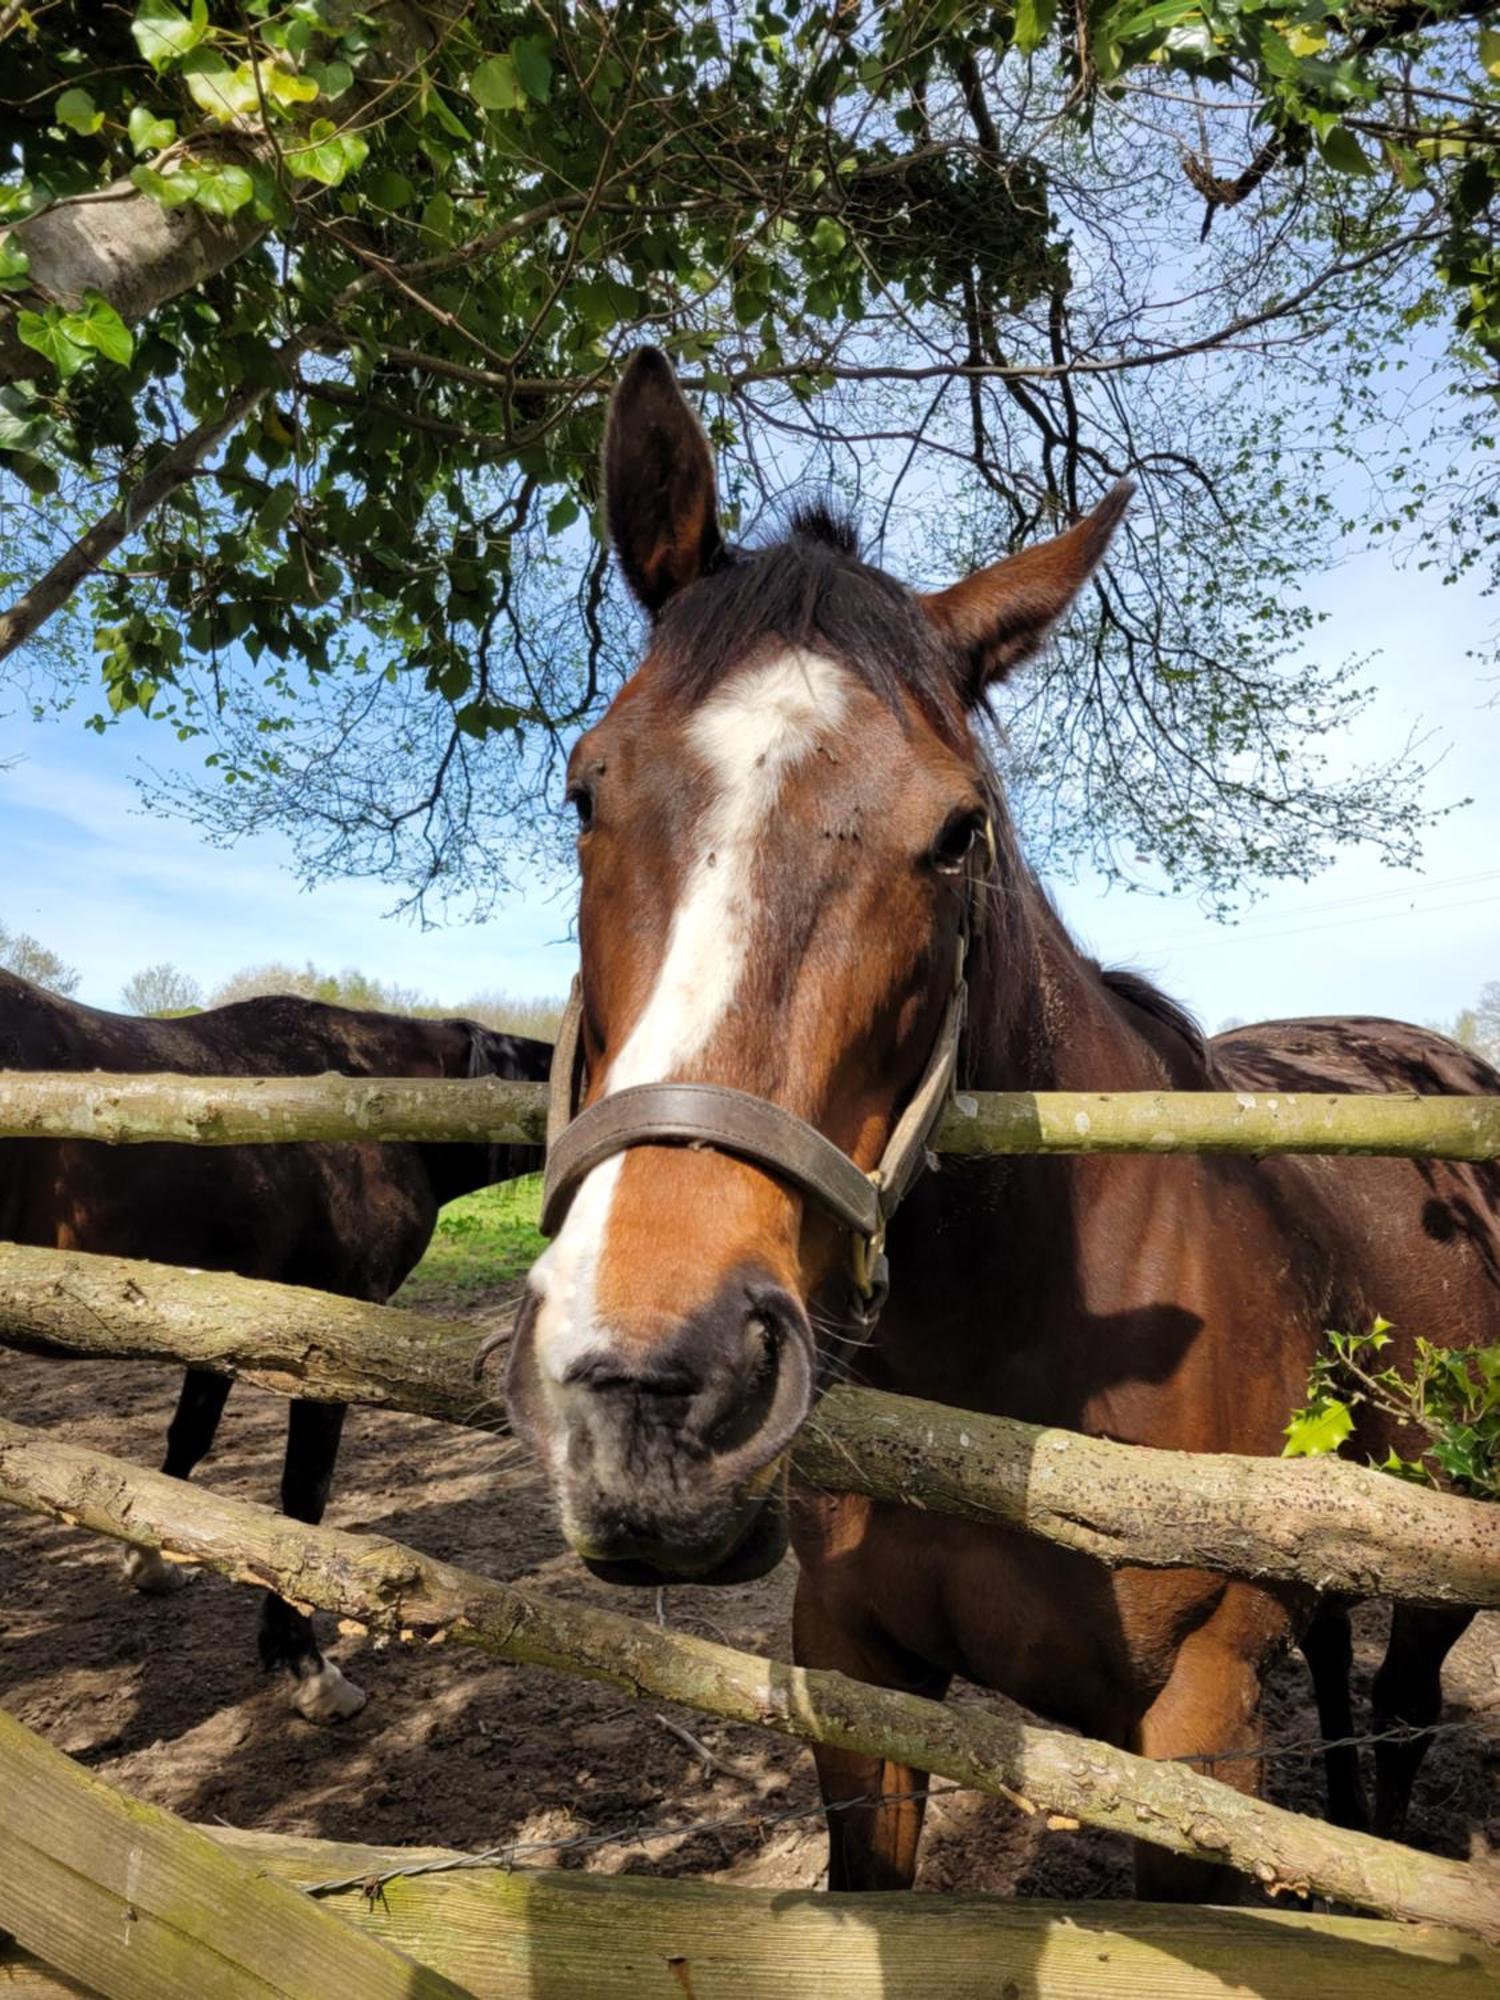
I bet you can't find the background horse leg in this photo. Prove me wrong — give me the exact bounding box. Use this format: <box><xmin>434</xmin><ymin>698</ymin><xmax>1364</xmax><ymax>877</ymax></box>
<box><xmin>257</xmin><ymin>1399</ymin><xmax>366</xmax><ymax>1723</ymax></box>
<box><xmin>1371</xmin><ymin>1602</ymin><xmax>1473</xmax><ymax>1838</ymax></box>
<box><xmin>1130</xmin><ymin>1584</ymin><xmax>1285</xmax><ymax>1903</ymax></box>
<box><xmin>123</xmin><ymin>1367</ymin><xmax>233</xmax><ymax>1594</ymax></box>
<box><xmin>1298</xmin><ymin>1598</ymin><xmax>1368</xmax><ymax>1829</ymax></box>
<box><xmin>793</xmin><ymin>1574</ymin><xmax>950</xmax><ymax>1890</ymax></box>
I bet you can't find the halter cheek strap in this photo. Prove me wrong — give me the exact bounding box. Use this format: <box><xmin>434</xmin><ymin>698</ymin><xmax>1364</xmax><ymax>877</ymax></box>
<box><xmin>540</xmin><ymin>824</ymin><xmax>993</xmax><ymax>1327</ymax></box>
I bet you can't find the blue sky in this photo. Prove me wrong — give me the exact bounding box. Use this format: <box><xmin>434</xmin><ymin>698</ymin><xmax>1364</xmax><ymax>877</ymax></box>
<box><xmin>1</xmin><ymin>535</ymin><xmax>1495</xmax><ymax>1031</ymax></box>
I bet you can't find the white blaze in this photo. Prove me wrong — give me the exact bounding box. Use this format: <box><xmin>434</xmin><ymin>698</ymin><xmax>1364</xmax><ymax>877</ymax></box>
<box><xmin>529</xmin><ymin>649</ymin><xmax>848</xmax><ymax>1384</ymax></box>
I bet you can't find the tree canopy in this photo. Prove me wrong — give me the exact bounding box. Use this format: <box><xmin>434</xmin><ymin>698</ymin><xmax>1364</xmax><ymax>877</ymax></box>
<box><xmin>1</xmin><ymin>0</ymin><xmax>1496</xmax><ymax>915</ymax></box>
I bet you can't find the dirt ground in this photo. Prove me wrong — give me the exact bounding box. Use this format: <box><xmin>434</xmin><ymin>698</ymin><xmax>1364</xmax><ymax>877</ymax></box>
<box><xmin>2</xmin><ymin>1284</ymin><xmax>1496</xmax><ymax>1902</ymax></box>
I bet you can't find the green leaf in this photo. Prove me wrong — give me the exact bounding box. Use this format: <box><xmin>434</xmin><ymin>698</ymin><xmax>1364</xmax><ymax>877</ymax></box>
<box><xmin>265</xmin><ymin>64</ymin><xmax>320</xmax><ymax>107</ymax></box>
<box><xmin>1014</xmin><ymin>0</ymin><xmax>1058</xmax><ymax>56</ymax></box>
<box><xmin>61</xmin><ymin>291</ymin><xmax>134</xmax><ymax>366</ymax></box>
<box><xmin>56</xmin><ymin>88</ymin><xmax>104</xmax><ymax>136</ymax></box>
<box><xmin>1480</xmin><ymin>23</ymin><xmax>1500</xmax><ymax>80</ymax></box>
<box><xmin>312</xmin><ymin>59</ymin><xmax>354</xmax><ymax>101</ymax></box>
<box><xmin>810</xmin><ymin>215</ymin><xmax>847</xmax><ymax>259</ymax></box>
<box><xmin>130</xmin><ymin>162</ymin><xmax>198</xmax><ymax>208</ymax></box>
<box><xmin>547</xmin><ymin>495</ymin><xmax>580</xmax><ymax>534</ymax></box>
<box><xmin>512</xmin><ymin>36</ymin><xmax>553</xmax><ymax>104</ymax></box>
<box><xmin>367</xmin><ymin>168</ymin><xmax>416</xmax><ymax>210</ymax></box>
<box><xmin>285</xmin><ymin>119</ymin><xmax>369</xmax><ymax>186</ymax></box>
<box><xmin>1282</xmin><ymin>1397</ymin><xmax>1354</xmax><ymax>1458</ymax></box>
<box><xmin>16</xmin><ymin>309</ymin><xmax>91</xmax><ymax>381</ymax></box>
<box><xmin>0</xmin><ymin>236</ymin><xmax>30</xmax><ymax>292</ymax></box>
<box><xmin>470</xmin><ymin>55</ymin><xmax>523</xmax><ymax>110</ymax></box>
<box><xmin>255</xmin><ymin>483</ymin><xmax>297</xmax><ymax>538</ymax></box>
<box><xmin>131</xmin><ymin>0</ymin><xmax>210</xmax><ymax>72</ymax></box>
<box><xmin>186</xmin><ymin>160</ymin><xmax>255</xmax><ymax>216</ymax></box>
<box><xmin>128</xmin><ymin>104</ymin><xmax>178</xmax><ymax>153</ymax></box>
<box><xmin>181</xmin><ymin>52</ymin><xmax>260</xmax><ymax>121</ymax></box>
<box><xmin>1320</xmin><ymin>126</ymin><xmax>1373</xmax><ymax>178</ymax></box>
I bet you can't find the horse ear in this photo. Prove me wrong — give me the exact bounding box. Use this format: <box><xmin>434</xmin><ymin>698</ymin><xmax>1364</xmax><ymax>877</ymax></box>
<box><xmin>604</xmin><ymin>348</ymin><xmax>723</xmax><ymax>615</ymax></box>
<box><xmin>919</xmin><ymin>481</ymin><xmax>1133</xmax><ymax>700</ymax></box>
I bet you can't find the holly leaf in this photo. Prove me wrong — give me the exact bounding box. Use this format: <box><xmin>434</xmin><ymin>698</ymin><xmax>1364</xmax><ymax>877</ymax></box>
<box><xmin>1282</xmin><ymin>1397</ymin><xmax>1354</xmax><ymax>1458</ymax></box>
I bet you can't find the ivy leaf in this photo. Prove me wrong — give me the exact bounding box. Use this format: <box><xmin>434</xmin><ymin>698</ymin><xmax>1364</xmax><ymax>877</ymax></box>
<box><xmin>181</xmin><ymin>52</ymin><xmax>260</xmax><ymax>121</ymax></box>
<box><xmin>285</xmin><ymin>119</ymin><xmax>369</xmax><ymax>186</ymax></box>
<box><xmin>61</xmin><ymin>291</ymin><xmax>134</xmax><ymax>366</ymax></box>
<box><xmin>56</xmin><ymin>88</ymin><xmax>105</xmax><ymax>136</ymax></box>
<box><xmin>127</xmin><ymin>104</ymin><xmax>178</xmax><ymax>153</ymax></box>
<box><xmin>1480</xmin><ymin>23</ymin><xmax>1500</xmax><ymax>80</ymax></box>
<box><xmin>0</xmin><ymin>236</ymin><xmax>30</xmax><ymax>291</ymax></box>
<box><xmin>1282</xmin><ymin>1397</ymin><xmax>1354</xmax><ymax>1458</ymax></box>
<box><xmin>16</xmin><ymin>309</ymin><xmax>92</xmax><ymax>380</ymax></box>
<box><xmin>470</xmin><ymin>55</ymin><xmax>523</xmax><ymax>110</ymax></box>
<box><xmin>512</xmin><ymin>36</ymin><xmax>553</xmax><ymax>103</ymax></box>
<box><xmin>130</xmin><ymin>0</ymin><xmax>210</xmax><ymax>72</ymax></box>
<box><xmin>186</xmin><ymin>160</ymin><xmax>255</xmax><ymax>216</ymax></box>
<box><xmin>130</xmin><ymin>162</ymin><xmax>197</xmax><ymax>208</ymax></box>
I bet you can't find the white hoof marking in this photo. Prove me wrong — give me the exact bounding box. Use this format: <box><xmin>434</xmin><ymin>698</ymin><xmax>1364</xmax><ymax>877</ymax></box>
<box><xmin>123</xmin><ymin>1546</ymin><xmax>197</xmax><ymax>1596</ymax></box>
<box><xmin>291</xmin><ymin>1660</ymin><xmax>367</xmax><ymax>1724</ymax></box>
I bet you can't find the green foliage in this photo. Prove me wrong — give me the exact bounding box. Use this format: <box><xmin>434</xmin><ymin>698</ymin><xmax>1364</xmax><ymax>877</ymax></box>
<box><xmin>0</xmin><ymin>0</ymin><xmax>1495</xmax><ymax>911</ymax></box>
<box><xmin>394</xmin><ymin>1175</ymin><xmax>545</xmax><ymax>1307</ymax></box>
<box><xmin>1285</xmin><ymin>1318</ymin><xmax>1500</xmax><ymax>1502</ymax></box>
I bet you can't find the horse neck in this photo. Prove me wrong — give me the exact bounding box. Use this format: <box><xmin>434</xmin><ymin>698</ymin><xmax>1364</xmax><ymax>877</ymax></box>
<box><xmin>964</xmin><ymin>872</ymin><xmax>1196</xmax><ymax>1096</ymax></box>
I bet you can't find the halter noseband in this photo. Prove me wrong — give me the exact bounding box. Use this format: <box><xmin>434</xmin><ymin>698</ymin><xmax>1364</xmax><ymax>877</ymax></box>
<box><xmin>540</xmin><ymin>822</ymin><xmax>995</xmax><ymax>1330</ymax></box>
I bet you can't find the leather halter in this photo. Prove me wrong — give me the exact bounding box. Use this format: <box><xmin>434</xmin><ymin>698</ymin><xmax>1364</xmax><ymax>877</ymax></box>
<box><xmin>541</xmin><ymin>823</ymin><xmax>995</xmax><ymax>1327</ymax></box>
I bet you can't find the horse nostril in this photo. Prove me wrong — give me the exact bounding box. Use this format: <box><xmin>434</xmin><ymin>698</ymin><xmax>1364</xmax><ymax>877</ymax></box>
<box><xmin>563</xmin><ymin>1354</ymin><xmax>699</xmax><ymax>1398</ymax></box>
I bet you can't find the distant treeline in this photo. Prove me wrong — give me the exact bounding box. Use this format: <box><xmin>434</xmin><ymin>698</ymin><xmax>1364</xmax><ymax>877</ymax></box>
<box><xmin>0</xmin><ymin>927</ymin><xmax>563</xmax><ymax>1042</ymax></box>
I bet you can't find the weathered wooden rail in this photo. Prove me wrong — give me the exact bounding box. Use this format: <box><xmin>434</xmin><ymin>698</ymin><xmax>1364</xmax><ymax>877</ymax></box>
<box><xmin>3</xmin><ymin>1070</ymin><xmax>1500</xmax><ymax>1158</ymax></box>
<box><xmin>4</xmin><ymin>1240</ymin><xmax>1497</xmax><ymax>1608</ymax></box>
<box><xmin>3</xmin><ymin>1416</ymin><xmax>1498</xmax><ymax>1946</ymax></box>
<box><xmin>6</xmin><ymin>1801</ymin><xmax>1499</xmax><ymax>2000</ymax></box>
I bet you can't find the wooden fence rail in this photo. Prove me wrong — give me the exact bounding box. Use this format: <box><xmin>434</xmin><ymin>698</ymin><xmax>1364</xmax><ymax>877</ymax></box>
<box><xmin>0</xmin><ymin>1709</ymin><xmax>469</xmax><ymax>2000</ymax></box>
<box><xmin>3</xmin><ymin>1241</ymin><xmax>1496</xmax><ymax>1609</ymax></box>
<box><xmin>3</xmin><ymin>1071</ymin><xmax>1499</xmax><ymax>1158</ymax></box>
<box><xmin>7</xmin><ymin>1810</ymin><xmax>1500</xmax><ymax>1999</ymax></box>
<box><xmin>2</xmin><ymin>1416</ymin><xmax>1497</xmax><ymax>1945</ymax></box>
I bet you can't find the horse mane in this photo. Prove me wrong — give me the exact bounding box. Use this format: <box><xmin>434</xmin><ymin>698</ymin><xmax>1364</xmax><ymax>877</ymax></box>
<box><xmin>1097</xmin><ymin>965</ymin><xmax>1207</xmax><ymax>1058</ymax></box>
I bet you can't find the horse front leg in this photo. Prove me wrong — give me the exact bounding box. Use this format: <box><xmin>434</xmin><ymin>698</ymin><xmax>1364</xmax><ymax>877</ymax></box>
<box><xmin>258</xmin><ymin>1398</ymin><xmax>366</xmax><ymax>1723</ymax></box>
<box><xmin>792</xmin><ymin>1569</ymin><xmax>950</xmax><ymax>1891</ymax></box>
<box><xmin>124</xmin><ymin>1367</ymin><xmax>233</xmax><ymax>1595</ymax></box>
<box><xmin>1130</xmin><ymin>1582</ymin><xmax>1289</xmax><ymax>1904</ymax></box>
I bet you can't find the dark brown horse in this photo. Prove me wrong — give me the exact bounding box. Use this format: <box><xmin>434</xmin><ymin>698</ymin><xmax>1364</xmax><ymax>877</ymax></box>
<box><xmin>499</xmin><ymin>349</ymin><xmax>1500</xmax><ymax>1896</ymax></box>
<box><xmin>1</xmin><ymin>970</ymin><xmax>546</xmax><ymax>1720</ymax></box>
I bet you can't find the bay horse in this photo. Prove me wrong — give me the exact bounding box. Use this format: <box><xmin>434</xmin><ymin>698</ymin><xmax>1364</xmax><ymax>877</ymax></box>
<box><xmin>498</xmin><ymin>348</ymin><xmax>1500</xmax><ymax>1897</ymax></box>
<box><xmin>0</xmin><ymin>971</ymin><xmax>547</xmax><ymax>1721</ymax></box>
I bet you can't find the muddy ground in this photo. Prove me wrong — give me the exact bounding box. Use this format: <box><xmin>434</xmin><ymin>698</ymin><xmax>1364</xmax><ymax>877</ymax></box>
<box><xmin>2</xmin><ymin>1286</ymin><xmax>1496</xmax><ymax>1901</ymax></box>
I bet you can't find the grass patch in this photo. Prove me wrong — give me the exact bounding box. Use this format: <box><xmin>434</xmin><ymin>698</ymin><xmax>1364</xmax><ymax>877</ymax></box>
<box><xmin>396</xmin><ymin>1174</ymin><xmax>544</xmax><ymax>1307</ymax></box>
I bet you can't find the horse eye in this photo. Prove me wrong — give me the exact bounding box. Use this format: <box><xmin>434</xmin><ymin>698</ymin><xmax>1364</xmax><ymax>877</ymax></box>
<box><xmin>566</xmin><ymin>783</ymin><xmax>595</xmax><ymax>833</ymax></box>
<box><xmin>929</xmin><ymin>809</ymin><xmax>984</xmax><ymax>874</ymax></box>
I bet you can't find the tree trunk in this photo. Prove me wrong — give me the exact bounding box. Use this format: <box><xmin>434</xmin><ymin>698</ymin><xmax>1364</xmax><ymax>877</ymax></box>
<box><xmin>1</xmin><ymin>1416</ymin><xmax>1496</xmax><ymax>1942</ymax></box>
<box><xmin>2</xmin><ymin>1072</ymin><xmax>1498</xmax><ymax>1158</ymax></box>
<box><xmin>0</xmin><ymin>1709</ymin><xmax>470</xmax><ymax>2000</ymax></box>
<box><xmin>3</xmin><ymin>1241</ymin><xmax>1497</xmax><ymax>1608</ymax></box>
<box><xmin>9</xmin><ymin>1824</ymin><xmax>1498</xmax><ymax>2000</ymax></box>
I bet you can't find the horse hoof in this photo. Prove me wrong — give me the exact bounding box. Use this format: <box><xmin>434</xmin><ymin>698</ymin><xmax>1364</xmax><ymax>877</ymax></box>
<box><xmin>123</xmin><ymin>1546</ymin><xmax>198</xmax><ymax>1595</ymax></box>
<box><xmin>291</xmin><ymin>1660</ymin><xmax>368</xmax><ymax>1724</ymax></box>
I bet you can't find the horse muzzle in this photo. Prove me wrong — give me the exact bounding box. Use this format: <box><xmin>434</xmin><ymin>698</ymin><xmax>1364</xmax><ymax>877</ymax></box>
<box><xmin>497</xmin><ymin>1270</ymin><xmax>813</xmax><ymax>1586</ymax></box>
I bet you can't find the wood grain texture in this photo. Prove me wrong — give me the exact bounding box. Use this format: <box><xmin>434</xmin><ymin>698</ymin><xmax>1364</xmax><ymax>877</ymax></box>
<box><xmin>12</xmin><ymin>1830</ymin><xmax>1500</xmax><ymax>2000</ymax></box>
<box><xmin>2</xmin><ymin>1419</ymin><xmax>1497</xmax><ymax>1944</ymax></box>
<box><xmin>0</xmin><ymin>1710</ymin><xmax>473</xmax><ymax>2000</ymax></box>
